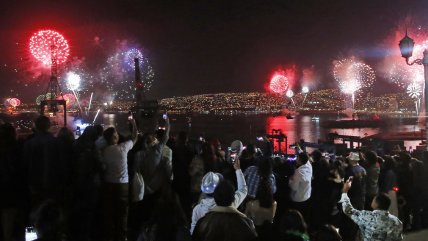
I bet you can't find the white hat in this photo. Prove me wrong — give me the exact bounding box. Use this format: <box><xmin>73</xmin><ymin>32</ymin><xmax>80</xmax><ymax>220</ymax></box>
<box><xmin>230</xmin><ymin>140</ymin><xmax>243</xmax><ymax>156</ymax></box>
<box><xmin>201</xmin><ymin>172</ymin><xmax>223</xmax><ymax>194</ymax></box>
<box><xmin>348</xmin><ymin>152</ymin><xmax>360</xmax><ymax>161</ymax></box>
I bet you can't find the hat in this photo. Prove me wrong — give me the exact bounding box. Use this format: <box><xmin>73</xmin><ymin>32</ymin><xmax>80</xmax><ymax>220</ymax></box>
<box><xmin>201</xmin><ymin>172</ymin><xmax>223</xmax><ymax>194</ymax></box>
<box><xmin>230</xmin><ymin>140</ymin><xmax>244</xmax><ymax>156</ymax></box>
<box><xmin>348</xmin><ymin>152</ymin><xmax>360</xmax><ymax>161</ymax></box>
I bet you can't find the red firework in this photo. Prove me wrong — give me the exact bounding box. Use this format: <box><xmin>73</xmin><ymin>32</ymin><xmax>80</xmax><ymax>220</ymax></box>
<box><xmin>5</xmin><ymin>98</ymin><xmax>21</xmax><ymax>107</ymax></box>
<box><xmin>269</xmin><ymin>74</ymin><xmax>289</xmax><ymax>94</ymax></box>
<box><xmin>62</xmin><ymin>93</ymin><xmax>76</xmax><ymax>107</ymax></box>
<box><xmin>29</xmin><ymin>30</ymin><xmax>70</xmax><ymax>65</ymax></box>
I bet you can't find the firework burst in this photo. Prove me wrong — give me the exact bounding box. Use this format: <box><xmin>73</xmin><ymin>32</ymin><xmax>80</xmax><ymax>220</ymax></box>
<box><xmin>269</xmin><ymin>74</ymin><xmax>289</xmax><ymax>94</ymax></box>
<box><xmin>100</xmin><ymin>48</ymin><xmax>155</xmax><ymax>100</ymax></box>
<box><xmin>388</xmin><ymin>40</ymin><xmax>428</xmax><ymax>88</ymax></box>
<box><xmin>124</xmin><ymin>48</ymin><xmax>144</xmax><ymax>69</ymax></box>
<box><xmin>35</xmin><ymin>94</ymin><xmax>45</xmax><ymax>105</ymax></box>
<box><xmin>66</xmin><ymin>72</ymin><xmax>81</xmax><ymax>91</ymax></box>
<box><xmin>5</xmin><ymin>98</ymin><xmax>21</xmax><ymax>107</ymax></box>
<box><xmin>62</xmin><ymin>93</ymin><xmax>76</xmax><ymax>107</ymax></box>
<box><xmin>29</xmin><ymin>30</ymin><xmax>70</xmax><ymax>65</ymax></box>
<box><xmin>407</xmin><ymin>82</ymin><xmax>422</xmax><ymax>99</ymax></box>
<box><xmin>333</xmin><ymin>58</ymin><xmax>376</xmax><ymax>108</ymax></box>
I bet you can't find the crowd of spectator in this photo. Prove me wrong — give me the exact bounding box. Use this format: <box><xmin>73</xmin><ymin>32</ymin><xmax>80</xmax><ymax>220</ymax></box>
<box><xmin>1</xmin><ymin>115</ymin><xmax>428</xmax><ymax>241</ymax></box>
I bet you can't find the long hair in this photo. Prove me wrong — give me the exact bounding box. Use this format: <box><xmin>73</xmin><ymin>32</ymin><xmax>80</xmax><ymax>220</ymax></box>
<box><xmin>257</xmin><ymin>157</ymin><xmax>274</xmax><ymax>208</ymax></box>
<box><xmin>201</xmin><ymin>142</ymin><xmax>218</xmax><ymax>172</ymax></box>
<box><xmin>256</xmin><ymin>177</ymin><xmax>273</xmax><ymax>208</ymax></box>
<box><xmin>280</xmin><ymin>209</ymin><xmax>308</xmax><ymax>234</ymax></box>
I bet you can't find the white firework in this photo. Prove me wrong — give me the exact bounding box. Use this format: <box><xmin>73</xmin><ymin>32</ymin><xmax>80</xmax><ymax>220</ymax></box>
<box><xmin>407</xmin><ymin>82</ymin><xmax>422</xmax><ymax>99</ymax></box>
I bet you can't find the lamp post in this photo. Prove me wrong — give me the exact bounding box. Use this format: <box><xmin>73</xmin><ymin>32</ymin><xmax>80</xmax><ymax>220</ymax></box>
<box><xmin>399</xmin><ymin>30</ymin><xmax>428</xmax><ymax>150</ymax></box>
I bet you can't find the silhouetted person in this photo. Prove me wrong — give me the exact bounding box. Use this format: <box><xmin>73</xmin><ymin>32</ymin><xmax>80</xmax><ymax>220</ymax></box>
<box><xmin>172</xmin><ymin>131</ymin><xmax>195</xmax><ymax>219</ymax></box>
<box><xmin>0</xmin><ymin>123</ymin><xmax>28</xmax><ymax>241</ymax></box>
<box><xmin>100</xmin><ymin>119</ymin><xmax>138</xmax><ymax>241</ymax></box>
<box><xmin>278</xmin><ymin>209</ymin><xmax>310</xmax><ymax>241</ymax></box>
<box><xmin>24</xmin><ymin>116</ymin><xmax>60</xmax><ymax>209</ymax></box>
<box><xmin>193</xmin><ymin>180</ymin><xmax>257</xmax><ymax>241</ymax></box>
<box><xmin>136</xmin><ymin>186</ymin><xmax>191</xmax><ymax>241</ymax></box>
<box><xmin>314</xmin><ymin>225</ymin><xmax>342</xmax><ymax>241</ymax></box>
<box><xmin>32</xmin><ymin>200</ymin><xmax>64</xmax><ymax>241</ymax></box>
<box><xmin>311</xmin><ymin>150</ymin><xmax>330</xmax><ymax>229</ymax></box>
<box><xmin>68</xmin><ymin>126</ymin><xmax>103</xmax><ymax>241</ymax></box>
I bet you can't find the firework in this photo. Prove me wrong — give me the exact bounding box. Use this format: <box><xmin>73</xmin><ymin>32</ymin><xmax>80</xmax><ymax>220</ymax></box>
<box><xmin>285</xmin><ymin>89</ymin><xmax>296</xmax><ymax>108</ymax></box>
<box><xmin>333</xmin><ymin>58</ymin><xmax>376</xmax><ymax>108</ymax></box>
<box><xmin>124</xmin><ymin>48</ymin><xmax>144</xmax><ymax>69</ymax></box>
<box><xmin>301</xmin><ymin>86</ymin><xmax>309</xmax><ymax>108</ymax></box>
<box><xmin>302</xmin><ymin>86</ymin><xmax>309</xmax><ymax>94</ymax></box>
<box><xmin>93</xmin><ymin>109</ymin><xmax>101</xmax><ymax>124</ymax></box>
<box><xmin>407</xmin><ymin>82</ymin><xmax>422</xmax><ymax>99</ymax></box>
<box><xmin>29</xmin><ymin>30</ymin><xmax>70</xmax><ymax>65</ymax></box>
<box><xmin>62</xmin><ymin>93</ymin><xmax>76</xmax><ymax>107</ymax></box>
<box><xmin>36</xmin><ymin>94</ymin><xmax>45</xmax><ymax>105</ymax></box>
<box><xmin>5</xmin><ymin>98</ymin><xmax>21</xmax><ymax>107</ymax></box>
<box><xmin>88</xmin><ymin>92</ymin><xmax>93</xmax><ymax>114</ymax></box>
<box><xmin>100</xmin><ymin>48</ymin><xmax>155</xmax><ymax>100</ymax></box>
<box><xmin>388</xmin><ymin>41</ymin><xmax>428</xmax><ymax>88</ymax></box>
<box><xmin>407</xmin><ymin>82</ymin><xmax>422</xmax><ymax>115</ymax></box>
<box><xmin>269</xmin><ymin>74</ymin><xmax>289</xmax><ymax>94</ymax></box>
<box><xmin>66</xmin><ymin>72</ymin><xmax>81</xmax><ymax>91</ymax></box>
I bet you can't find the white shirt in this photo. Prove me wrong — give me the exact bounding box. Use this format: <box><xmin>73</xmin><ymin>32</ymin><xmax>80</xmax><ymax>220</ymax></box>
<box><xmin>289</xmin><ymin>161</ymin><xmax>312</xmax><ymax>202</ymax></box>
<box><xmin>190</xmin><ymin>169</ymin><xmax>248</xmax><ymax>234</ymax></box>
<box><xmin>102</xmin><ymin>140</ymin><xmax>133</xmax><ymax>183</ymax></box>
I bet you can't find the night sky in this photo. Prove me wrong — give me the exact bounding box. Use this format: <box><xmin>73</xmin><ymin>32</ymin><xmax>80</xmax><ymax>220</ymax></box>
<box><xmin>1</xmin><ymin>0</ymin><xmax>428</xmax><ymax>101</ymax></box>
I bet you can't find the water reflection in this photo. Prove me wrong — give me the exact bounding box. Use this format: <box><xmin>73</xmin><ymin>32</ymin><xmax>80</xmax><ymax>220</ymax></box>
<box><xmin>3</xmin><ymin>112</ymin><xmax>423</xmax><ymax>153</ymax></box>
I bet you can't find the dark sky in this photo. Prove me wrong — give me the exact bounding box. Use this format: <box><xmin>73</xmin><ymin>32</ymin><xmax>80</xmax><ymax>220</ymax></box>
<box><xmin>1</xmin><ymin>0</ymin><xmax>428</xmax><ymax>101</ymax></box>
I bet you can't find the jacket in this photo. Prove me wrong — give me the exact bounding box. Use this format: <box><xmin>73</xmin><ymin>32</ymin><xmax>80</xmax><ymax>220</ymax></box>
<box><xmin>192</xmin><ymin>206</ymin><xmax>257</xmax><ymax>241</ymax></box>
<box><xmin>190</xmin><ymin>169</ymin><xmax>248</xmax><ymax>233</ymax></box>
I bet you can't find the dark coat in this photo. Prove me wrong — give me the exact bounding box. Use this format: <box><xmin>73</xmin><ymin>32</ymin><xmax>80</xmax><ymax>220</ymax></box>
<box><xmin>192</xmin><ymin>206</ymin><xmax>257</xmax><ymax>241</ymax></box>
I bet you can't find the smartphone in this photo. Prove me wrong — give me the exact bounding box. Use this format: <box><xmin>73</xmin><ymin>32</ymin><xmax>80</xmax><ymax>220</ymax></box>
<box><xmin>162</xmin><ymin>113</ymin><xmax>168</xmax><ymax>120</ymax></box>
<box><xmin>287</xmin><ymin>155</ymin><xmax>297</xmax><ymax>161</ymax></box>
<box><xmin>256</xmin><ymin>136</ymin><xmax>263</xmax><ymax>141</ymax></box>
<box><xmin>25</xmin><ymin>227</ymin><xmax>37</xmax><ymax>241</ymax></box>
<box><xmin>347</xmin><ymin>176</ymin><xmax>354</xmax><ymax>182</ymax></box>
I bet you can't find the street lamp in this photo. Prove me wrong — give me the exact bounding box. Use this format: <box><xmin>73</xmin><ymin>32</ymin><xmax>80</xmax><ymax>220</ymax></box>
<box><xmin>399</xmin><ymin>30</ymin><xmax>428</xmax><ymax>150</ymax></box>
